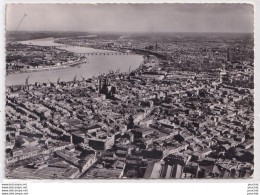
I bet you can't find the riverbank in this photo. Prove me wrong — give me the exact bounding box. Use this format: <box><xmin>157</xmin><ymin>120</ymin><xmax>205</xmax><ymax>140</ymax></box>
<box><xmin>54</xmin><ymin>38</ymin><xmax>131</xmax><ymax>54</ymax></box>
<box><xmin>7</xmin><ymin>58</ymin><xmax>88</xmax><ymax>75</ymax></box>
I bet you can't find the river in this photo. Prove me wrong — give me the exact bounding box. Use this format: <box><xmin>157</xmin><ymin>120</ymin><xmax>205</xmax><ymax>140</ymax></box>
<box><xmin>6</xmin><ymin>37</ymin><xmax>144</xmax><ymax>86</ymax></box>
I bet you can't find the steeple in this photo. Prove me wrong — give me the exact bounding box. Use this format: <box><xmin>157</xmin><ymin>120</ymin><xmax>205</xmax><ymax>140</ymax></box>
<box><xmin>25</xmin><ymin>75</ymin><xmax>29</xmax><ymax>85</ymax></box>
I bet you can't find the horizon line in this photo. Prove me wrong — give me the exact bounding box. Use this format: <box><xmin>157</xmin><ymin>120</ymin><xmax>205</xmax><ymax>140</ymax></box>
<box><xmin>6</xmin><ymin>30</ymin><xmax>254</xmax><ymax>34</ymax></box>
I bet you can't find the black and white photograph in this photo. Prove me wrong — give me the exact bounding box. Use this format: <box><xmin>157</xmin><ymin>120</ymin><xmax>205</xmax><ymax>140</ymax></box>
<box><xmin>4</xmin><ymin>3</ymin><xmax>254</xmax><ymax>179</ymax></box>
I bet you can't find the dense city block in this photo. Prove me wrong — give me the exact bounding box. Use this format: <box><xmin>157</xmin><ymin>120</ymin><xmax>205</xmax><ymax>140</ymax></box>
<box><xmin>5</xmin><ymin>32</ymin><xmax>254</xmax><ymax>179</ymax></box>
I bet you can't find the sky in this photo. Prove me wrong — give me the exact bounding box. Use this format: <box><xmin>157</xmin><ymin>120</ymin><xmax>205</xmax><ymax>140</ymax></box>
<box><xmin>6</xmin><ymin>4</ymin><xmax>254</xmax><ymax>33</ymax></box>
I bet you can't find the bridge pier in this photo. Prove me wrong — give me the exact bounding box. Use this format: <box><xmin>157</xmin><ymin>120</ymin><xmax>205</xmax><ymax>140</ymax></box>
<box><xmin>77</xmin><ymin>51</ymin><xmax>136</xmax><ymax>56</ymax></box>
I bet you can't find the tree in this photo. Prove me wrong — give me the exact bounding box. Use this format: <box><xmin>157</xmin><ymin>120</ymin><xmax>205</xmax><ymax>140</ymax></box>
<box><xmin>226</xmin><ymin>147</ymin><xmax>237</xmax><ymax>159</ymax></box>
<box><xmin>15</xmin><ymin>137</ymin><xmax>24</xmax><ymax>148</ymax></box>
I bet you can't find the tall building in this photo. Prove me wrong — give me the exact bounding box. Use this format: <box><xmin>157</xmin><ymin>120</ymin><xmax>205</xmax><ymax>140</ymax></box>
<box><xmin>99</xmin><ymin>76</ymin><xmax>116</xmax><ymax>99</ymax></box>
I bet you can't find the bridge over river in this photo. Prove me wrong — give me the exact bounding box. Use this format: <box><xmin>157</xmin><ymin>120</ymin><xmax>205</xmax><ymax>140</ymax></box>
<box><xmin>77</xmin><ymin>52</ymin><xmax>135</xmax><ymax>56</ymax></box>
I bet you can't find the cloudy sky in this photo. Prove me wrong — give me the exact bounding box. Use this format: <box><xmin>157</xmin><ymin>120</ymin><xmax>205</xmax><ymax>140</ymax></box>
<box><xmin>6</xmin><ymin>4</ymin><xmax>254</xmax><ymax>33</ymax></box>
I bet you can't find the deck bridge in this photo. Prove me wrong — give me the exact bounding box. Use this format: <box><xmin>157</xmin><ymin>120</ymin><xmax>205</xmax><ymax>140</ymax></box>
<box><xmin>77</xmin><ymin>52</ymin><xmax>134</xmax><ymax>56</ymax></box>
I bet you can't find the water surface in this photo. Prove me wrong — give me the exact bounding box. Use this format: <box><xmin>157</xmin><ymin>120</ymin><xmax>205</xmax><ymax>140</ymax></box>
<box><xmin>7</xmin><ymin>38</ymin><xmax>143</xmax><ymax>86</ymax></box>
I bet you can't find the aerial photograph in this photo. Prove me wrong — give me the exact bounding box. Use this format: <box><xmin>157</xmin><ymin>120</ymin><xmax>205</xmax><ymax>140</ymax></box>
<box><xmin>5</xmin><ymin>4</ymin><xmax>254</xmax><ymax>179</ymax></box>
